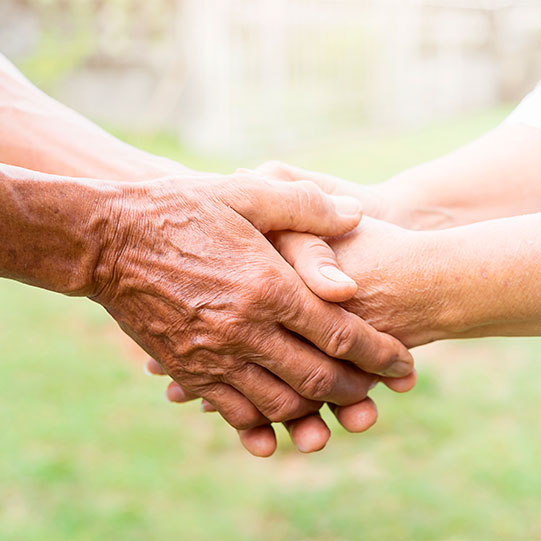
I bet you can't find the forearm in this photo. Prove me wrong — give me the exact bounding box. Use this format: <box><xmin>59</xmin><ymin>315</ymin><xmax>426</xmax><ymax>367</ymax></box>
<box><xmin>0</xmin><ymin>163</ymin><xmax>122</xmax><ymax>295</ymax></box>
<box><xmin>330</xmin><ymin>214</ymin><xmax>541</xmax><ymax>348</ymax></box>
<box><xmin>425</xmin><ymin>213</ymin><xmax>541</xmax><ymax>338</ymax></box>
<box><xmin>375</xmin><ymin>124</ymin><xmax>541</xmax><ymax>229</ymax></box>
<box><xmin>0</xmin><ymin>54</ymin><xmax>189</xmax><ymax>181</ymax></box>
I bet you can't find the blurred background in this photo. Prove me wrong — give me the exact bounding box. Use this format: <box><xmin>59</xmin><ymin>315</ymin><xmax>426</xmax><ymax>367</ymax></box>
<box><xmin>1</xmin><ymin>0</ymin><xmax>541</xmax><ymax>539</ymax></box>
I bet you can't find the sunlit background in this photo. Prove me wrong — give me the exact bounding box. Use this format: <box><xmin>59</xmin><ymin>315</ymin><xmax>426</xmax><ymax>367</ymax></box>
<box><xmin>1</xmin><ymin>1</ymin><xmax>541</xmax><ymax>539</ymax></box>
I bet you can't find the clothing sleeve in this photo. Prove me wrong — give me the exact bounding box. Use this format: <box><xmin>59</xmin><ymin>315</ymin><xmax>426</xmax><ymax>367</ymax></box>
<box><xmin>503</xmin><ymin>81</ymin><xmax>541</xmax><ymax>130</ymax></box>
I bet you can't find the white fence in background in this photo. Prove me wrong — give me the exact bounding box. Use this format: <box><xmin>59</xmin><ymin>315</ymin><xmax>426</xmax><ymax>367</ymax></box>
<box><xmin>170</xmin><ymin>0</ymin><xmax>541</xmax><ymax>153</ymax></box>
<box><xmin>2</xmin><ymin>0</ymin><xmax>541</xmax><ymax>154</ymax></box>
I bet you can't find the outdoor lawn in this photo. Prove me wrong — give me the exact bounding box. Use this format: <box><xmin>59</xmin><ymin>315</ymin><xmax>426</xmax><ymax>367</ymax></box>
<box><xmin>1</xmin><ymin>106</ymin><xmax>540</xmax><ymax>540</ymax></box>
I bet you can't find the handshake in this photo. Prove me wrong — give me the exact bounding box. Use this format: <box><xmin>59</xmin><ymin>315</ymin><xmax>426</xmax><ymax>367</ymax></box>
<box><xmin>2</xmin><ymin>54</ymin><xmax>540</xmax><ymax>457</ymax></box>
<box><xmin>137</xmin><ymin>161</ymin><xmax>424</xmax><ymax>457</ymax></box>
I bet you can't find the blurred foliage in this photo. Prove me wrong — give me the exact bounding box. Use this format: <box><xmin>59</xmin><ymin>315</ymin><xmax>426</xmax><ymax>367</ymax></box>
<box><xmin>2</xmin><ymin>106</ymin><xmax>541</xmax><ymax>540</ymax></box>
<box><xmin>109</xmin><ymin>103</ymin><xmax>513</xmax><ymax>180</ymax></box>
<box><xmin>18</xmin><ymin>30</ymin><xmax>93</xmax><ymax>92</ymax></box>
<box><xmin>17</xmin><ymin>0</ymin><xmax>176</xmax><ymax>91</ymax></box>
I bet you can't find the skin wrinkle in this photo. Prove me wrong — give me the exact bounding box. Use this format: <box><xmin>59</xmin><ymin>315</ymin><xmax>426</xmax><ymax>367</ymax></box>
<box><xmin>0</xmin><ymin>57</ymin><xmax>424</xmax><ymax>448</ymax></box>
<box><xmin>149</xmin><ymin>130</ymin><xmax>541</xmax><ymax>453</ymax></box>
<box><xmin>86</xmin><ymin>174</ymin><xmax>405</xmax><ymax>426</ymax></box>
<box><xmin>332</xmin><ymin>216</ymin><xmax>541</xmax><ymax>347</ymax></box>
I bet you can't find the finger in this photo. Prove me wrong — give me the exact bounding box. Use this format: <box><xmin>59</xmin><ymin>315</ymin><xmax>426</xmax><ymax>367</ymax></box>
<box><xmin>166</xmin><ymin>380</ymin><xmax>200</xmax><ymax>403</ymax></box>
<box><xmin>329</xmin><ymin>397</ymin><xmax>378</xmax><ymax>433</ymax></box>
<box><xmin>260</xmin><ymin>330</ymin><xmax>378</xmax><ymax>406</ymax></box>
<box><xmin>201</xmin><ymin>399</ymin><xmax>217</xmax><ymax>412</ymax></box>
<box><xmin>197</xmin><ymin>381</ymin><xmax>403</xmax><ymax>452</ymax></box>
<box><xmin>144</xmin><ymin>357</ymin><xmax>166</xmax><ymax>375</ymax></box>
<box><xmin>284</xmin><ymin>413</ymin><xmax>331</xmax><ymax>453</ymax></box>
<box><xmin>281</xmin><ymin>287</ymin><xmax>414</xmax><ymax>378</ymax></box>
<box><xmin>230</xmin><ymin>170</ymin><xmax>362</xmax><ymax>236</ymax></box>
<box><xmin>227</xmin><ymin>363</ymin><xmax>322</xmax><ymax>423</ymax></box>
<box><xmin>268</xmin><ymin>230</ymin><xmax>357</xmax><ymax>302</ymax></box>
<box><xmin>237</xmin><ymin>425</ymin><xmax>277</xmax><ymax>458</ymax></box>
<box><xmin>381</xmin><ymin>369</ymin><xmax>418</xmax><ymax>393</ymax></box>
<box><xmin>199</xmin><ymin>383</ymin><xmax>269</xmax><ymax>430</ymax></box>
<box><xmin>255</xmin><ymin>161</ymin><xmax>339</xmax><ymax>194</ymax></box>
<box><xmin>164</xmin><ymin>378</ymin><xmax>220</xmax><ymax>409</ymax></box>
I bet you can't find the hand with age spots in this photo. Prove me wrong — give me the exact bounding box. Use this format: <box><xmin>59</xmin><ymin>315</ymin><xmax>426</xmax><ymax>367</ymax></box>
<box><xmin>0</xmin><ymin>56</ymin><xmax>415</xmax><ymax>455</ymax></box>
<box><xmin>148</xmin><ymin>207</ymin><xmax>541</xmax><ymax>456</ymax></box>
<box><xmin>4</xmin><ymin>54</ymin><xmax>541</xmax><ymax>458</ymax></box>
<box><xmin>143</xmin><ymin>217</ymin><xmax>427</xmax><ymax>457</ymax></box>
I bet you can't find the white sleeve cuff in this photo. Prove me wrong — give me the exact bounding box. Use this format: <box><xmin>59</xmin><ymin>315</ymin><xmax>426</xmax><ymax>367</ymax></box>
<box><xmin>504</xmin><ymin>81</ymin><xmax>541</xmax><ymax>130</ymax></box>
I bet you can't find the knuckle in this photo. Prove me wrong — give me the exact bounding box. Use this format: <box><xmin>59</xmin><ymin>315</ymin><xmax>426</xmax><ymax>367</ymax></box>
<box><xmin>298</xmin><ymin>364</ymin><xmax>336</xmax><ymax>401</ymax></box>
<box><xmin>301</xmin><ymin>237</ymin><xmax>335</xmax><ymax>261</ymax></box>
<box><xmin>263</xmin><ymin>393</ymin><xmax>304</xmax><ymax>423</ymax></box>
<box><xmin>295</xmin><ymin>180</ymin><xmax>320</xmax><ymax>199</ymax></box>
<box><xmin>234</xmin><ymin>167</ymin><xmax>253</xmax><ymax>176</ymax></box>
<box><xmin>220</xmin><ymin>315</ymin><xmax>251</xmax><ymax>346</ymax></box>
<box><xmin>293</xmin><ymin>181</ymin><xmax>327</xmax><ymax>215</ymax></box>
<box><xmin>375</xmin><ymin>336</ymin><xmax>403</xmax><ymax>372</ymax></box>
<box><xmin>325</xmin><ymin>322</ymin><xmax>357</xmax><ymax>359</ymax></box>
<box><xmin>247</xmin><ymin>266</ymin><xmax>286</xmax><ymax>308</ymax></box>
<box><xmin>259</xmin><ymin>160</ymin><xmax>289</xmax><ymax>178</ymax></box>
<box><xmin>228</xmin><ymin>408</ymin><xmax>263</xmax><ymax>430</ymax></box>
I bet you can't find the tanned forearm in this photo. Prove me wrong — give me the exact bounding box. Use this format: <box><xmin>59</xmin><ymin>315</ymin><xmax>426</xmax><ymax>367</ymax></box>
<box><xmin>0</xmin><ymin>163</ymin><xmax>121</xmax><ymax>295</ymax></box>
<box><xmin>0</xmin><ymin>54</ymin><xmax>188</xmax><ymax>181</ymax></box>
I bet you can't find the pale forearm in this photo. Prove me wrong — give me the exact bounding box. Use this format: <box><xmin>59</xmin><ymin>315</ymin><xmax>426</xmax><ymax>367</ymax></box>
<box><xmin>375</xmin><ymin>124</ymin><xmax>541</xmax><ymax>229</ymax></box>
<box><xmin>330</xmin><ymin>214</ymin><xmax>541</xmax><ymax>348</ymax></box>
<box><xmin>426</xmin><ymin>213</ymin><xmax>541</xmax><ymax>338</ymax></box>
<box><xmin>0</xmin><ymin>54</ymin><xmax>189</xmax><ymax>181</ymax></box>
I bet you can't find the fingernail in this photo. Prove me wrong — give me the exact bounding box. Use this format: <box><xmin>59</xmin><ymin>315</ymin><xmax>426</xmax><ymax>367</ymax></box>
<box><xmin>201</xmin><ymin>400</ymin><xmax>214</xmax><ymax>412</ymax></box>
<box><xmin>296</xmin><ymin>442</ymin><xmax>310</xmax><ymax>454</ymax></box>
<box><xmin>382</xmin><ymin>361</ymin><xmax>413</xmax><ymax>378</ymax></box>
<box><xmin>143</xmin><ymin>363</ymin><xmax>152</xmax><ymax>376</ymax></box>
<box><xmin>319</xmin><ymin>265</ymin><xmax>356</xmax><ymax>284</ymax></box>
<box><xmin>368</xmin><ymin>377</ymin><xmax>379</xmax><ymax>390</ymax></box>
<box><xmin>331</xmin><ymin>195</ymin><xmax>361</xmax><ymax>217</ymax></box>
<box><xmin>166</xmin><ymin>384</ymin><xmax>186</xmax><ymax>403</ymax></box>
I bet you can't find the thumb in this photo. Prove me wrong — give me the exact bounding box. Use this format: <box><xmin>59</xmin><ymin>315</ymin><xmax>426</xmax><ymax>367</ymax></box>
<box><xmin>268</xmin><ymin>230</ymin><xmax>358</xmax><ymax>303</ymax></box>
<box><xmin>229</xmin><ymin>170</ymin><xmax>362</xmax><ymax>236</ymax></box>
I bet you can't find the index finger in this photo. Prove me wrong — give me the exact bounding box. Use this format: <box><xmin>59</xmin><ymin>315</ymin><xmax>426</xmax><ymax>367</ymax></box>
<box><xmin>281</xmin><ymin>285</ymin><xmax>414</xmax><ymax>378</ymax></box>
<box><xmin>228</xmin><ymin>171</ymin><xmax>362</xmax><ymax>236</ymax></box>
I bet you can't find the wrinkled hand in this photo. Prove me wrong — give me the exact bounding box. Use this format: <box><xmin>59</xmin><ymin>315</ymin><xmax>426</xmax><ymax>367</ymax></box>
<box><xmin>273</xmin><ymin>216</ymin><xmax>444</xmax><ymax>350</ymax></box>
<box><xmin>237</xmin><ymin>217</ymin><xmax>428</xmax><ymax>455</ymax></box>
<box><xmin>256</xmin><ymin>161</ymin><xmax>424</xmax><ymax>229</ymax></box>
<box><xmin>145</xmin><ymin>357</ymin><xmax>417</xmax><ymax>456</ymax></box>
<box><xmin>143</xmin><ymin>214</ymin><xmax>423</xmax><ymax>457</ymax></box>
<box><xmin>255</xmin><ymin>161</ymin><xmax>410</xmax><ymax>226</ymax></box>
<box><xmin>94</xmin><ymin>170</ymin><xmax>413</xmax><ymax>431</ymax></box>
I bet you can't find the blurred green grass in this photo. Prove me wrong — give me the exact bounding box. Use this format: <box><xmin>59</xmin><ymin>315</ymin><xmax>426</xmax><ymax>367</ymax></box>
<box><xmin>2</xmin><ymin>107</ymin><xmax>541</xmax><ymax>541</ymax></box>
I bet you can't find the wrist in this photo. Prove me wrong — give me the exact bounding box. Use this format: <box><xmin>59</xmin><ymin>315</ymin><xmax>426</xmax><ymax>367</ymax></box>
<box><xmin>421</xmin><ymin>217</ymin><xmax>541</xmax><ymax>339</ymax></box>
<box><xmin>332</xmin><ymin>220</ymin><xmax>450</xmax><ymax>347</ymax></box>
<box><xmin>90</xmin><ymin>180</ymin><xmax>151</xmax><ymax>301</ymax></box>
<box><xmin>365</xmin><ymin>179</ymin><xmax>419</xmax><ymax>227</ymax></box>
<box><xmin>0</xmin><ymin>165</ymin><xmax>126</xmax><ymax>296</ymax></box>
<box><xmin>386</xmin><ymin>226</ymin><xmax>501</xmax><ymax>343</ymax></box>
<box><xmin>374</xmin><ymin>169</ymin><xmax>462</xmax><ymax>230</ymax></box>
